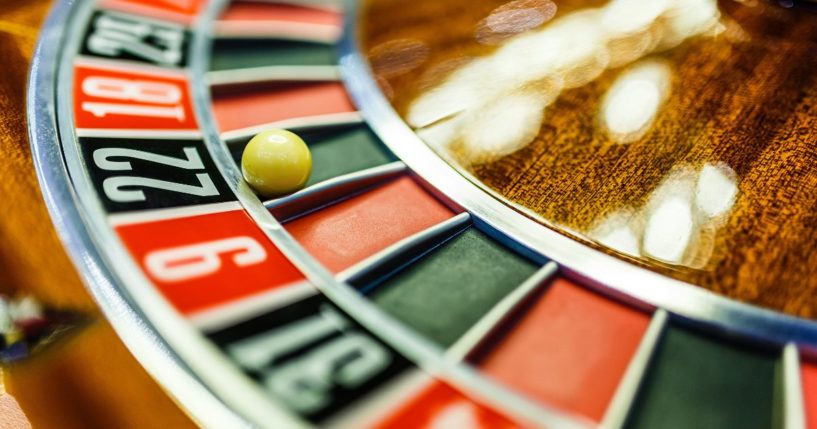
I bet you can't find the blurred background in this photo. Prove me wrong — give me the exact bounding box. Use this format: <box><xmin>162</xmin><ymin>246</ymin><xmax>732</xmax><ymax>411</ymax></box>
<box><xmin>0</xmin><ymin>1</ymin><xmax>193</xmax><ymax>427</ymax></box>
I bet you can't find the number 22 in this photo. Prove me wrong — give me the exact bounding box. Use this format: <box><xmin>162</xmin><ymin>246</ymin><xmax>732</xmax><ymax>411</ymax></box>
<box><xmin>94</xmin><ymin>146</ymin><xmax>219</xmax><ymax>203</ymax></box>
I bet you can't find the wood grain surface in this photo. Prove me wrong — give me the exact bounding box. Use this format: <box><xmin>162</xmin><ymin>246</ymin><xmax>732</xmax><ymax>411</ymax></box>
<box><xmin>0</xmin><ymin>1</ymin><xmax>195</xmax><ymax>427</ymax></box>
<box><xmin>362</xmin><ymin>0</ymin><xmax>817</xmax><ymax>317</ymax></box>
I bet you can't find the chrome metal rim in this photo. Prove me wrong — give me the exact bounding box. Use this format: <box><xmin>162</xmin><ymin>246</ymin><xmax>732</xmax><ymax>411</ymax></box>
<box><xmin>27</xmin><ymin>0</ymin><xmax>255</xmax><ymax>427</ymax></box>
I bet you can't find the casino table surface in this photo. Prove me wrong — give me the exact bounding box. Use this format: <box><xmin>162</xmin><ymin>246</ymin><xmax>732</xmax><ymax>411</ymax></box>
<box><xmin>4</xmin><ymin>0</ymin><xmax>817</xmax><ymax>428</ymax></box>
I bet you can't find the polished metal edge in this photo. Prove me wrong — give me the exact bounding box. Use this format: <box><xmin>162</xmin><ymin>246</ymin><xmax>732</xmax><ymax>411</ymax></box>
<box><xmin>337</xmin><ymin>212</ymin><xmax>472</xmax><ymax>285</ymax></box>
<box><xmin>446</xmin><ymin>262</ymin><xmax>560</xmax><ymax>362</ymax></box>
<box><xmin>27</xmin><ymin>0</ymin><xmax>254</xmax><ymax>427</ymax></box>
<box><xmin>192</xmin><ymin>0</ymin><xmax>592</xmax><ymax>427</ymax></box>
<box><xmin>783</xmin><ymin>343</ymin><xmax>807</xmax><ymax>429</ymax></box>
<box><xmin>600</xmin><ymin>309</ymin><xmax>668</xmax><ymax>429</ymax></box>
<box><xmin>337</xmin><ymin>0</ymin><xmax>817</xmax><ymax>347</ymax></box>
<box><xmin>264</xmin><ymin>160</ymin><xmax>406</xmax><ymax>222</ymax></box>
<box><xmin>207</xmin><ymin>65</ymin><xmax>341</xmax><ymax>86</ymax></box>
<box><xmin>221</xmin><ymin>112</ymin><xmax>364</xmax><ymax>145</ymax></box>
<box><xmin>30</xmin><ymin>0</ymin><xmax>305</xmax><ymax>427</ymax></box>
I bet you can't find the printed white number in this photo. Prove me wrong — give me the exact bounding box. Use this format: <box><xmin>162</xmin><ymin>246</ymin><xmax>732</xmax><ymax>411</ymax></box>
<box><xmin>87</xmin><ymin>14</ymin><xmax>183</xmax><ymax>66</ymax></box>
<box><xmin>228</xmin><ymin>306</ymin><xmax>391</xmax><ymax>414</ymax></box>
<box><xmin>83</xmin><ymin>76</ymin><xmax>181</xmax><ymax>104</ymax></box>
<box><xmin>81</xmin><ymin>76</ymin><xmax>185</xmax><ymax>121</ymax></box>
<box><xmin>82</xmin><ymin>103</ymin><xmax>185</xmax><ymax>120</ymax></box>
<box><xmin>144</xmin><ymin>237</ymin><xmax>267</xmax><ymax>282</ymax></box>
<box><xmin>94</xmin><ymin>147</ymin><xmax>204</xmax><ymax>171</ymax></box>
<box><xmin>102</xmin><ymin>173</ymin><xmax>218</xmax><ymax>202</ymax></box>
<box><xmin>229</xmin><ymin>305</ymin><xmax>349</xmax><ymax>371</ymax></box>
<box><xmin>267</xmin><ymin>334</ymin><xmax>390</xmax><ymax>413</ymax></box>
<box><xmin>92</xmin><ymin>147</ymin><xmax>220</xmax><ymax>203</ymax></box>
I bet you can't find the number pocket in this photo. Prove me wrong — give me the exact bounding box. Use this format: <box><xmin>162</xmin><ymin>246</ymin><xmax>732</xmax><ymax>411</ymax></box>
<box><xmin>82</xmin><ymin>137</ymin><xmax>232</xmax><ymax>212</ymax></box>
<box><xmin>85</xmin><ymin>12</ymin><xmax>186</xmax><ymax>67</ymax></box>
<box><xmin>94</xmin><ymin>146</ymin><xmax>218</xmax><ymax>202</ymax></box>
<box><xmin>102</xmin><ymin>173</ymin><xmax>218</xmax><ymax>203</ymax></box>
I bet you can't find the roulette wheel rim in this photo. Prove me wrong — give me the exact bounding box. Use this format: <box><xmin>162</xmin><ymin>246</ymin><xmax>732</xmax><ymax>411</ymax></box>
<box><xmin>28</xmin><ymin>0</ymin><xmax>585</xmax><ymax>427</ymax></box>
<box><xmin>22</xmin><ymin>0</ymin><xmax>817</xmax><ymax>427</ymax></box>
<box><xmin>28</xmin><ymin>1</ymin><xmax>268</xmax><ymax>426</ymax></box>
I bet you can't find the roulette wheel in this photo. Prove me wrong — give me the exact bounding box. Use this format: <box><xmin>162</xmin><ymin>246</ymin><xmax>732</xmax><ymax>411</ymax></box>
<box><xmin>4</xmin><ymin>0</ymin><xmax>817</xmax><ymax>427</ymax></box>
